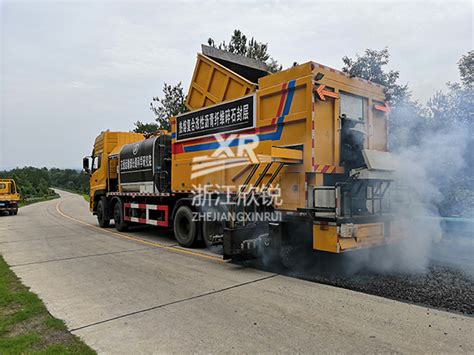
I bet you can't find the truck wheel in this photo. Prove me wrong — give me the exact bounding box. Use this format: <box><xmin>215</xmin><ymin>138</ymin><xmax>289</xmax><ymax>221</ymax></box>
<box><xmin>97</xmin><ymin>199</ymin><xmax>110</xmax><ymax>228</ymax></box>
<box><xmin>174</xmin><ymin>206</ymin><xmax>197</xmax><ymax>247</ymax></box>
<box><xmin>13</xmin><ymin>210</ymin><xmax>18</xmax><ymax>215</ymax></box>
<box><xmin>113</xmin><ymin>201</ymin><xmax>128</xmax><ymax>232</ymax></box>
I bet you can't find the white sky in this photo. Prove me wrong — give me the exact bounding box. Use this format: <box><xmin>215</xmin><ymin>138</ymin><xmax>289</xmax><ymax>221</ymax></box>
<box><xmin>1</xmin><ymin>0</ymin><xmax>472</xmax><ymax>168</ymax></box>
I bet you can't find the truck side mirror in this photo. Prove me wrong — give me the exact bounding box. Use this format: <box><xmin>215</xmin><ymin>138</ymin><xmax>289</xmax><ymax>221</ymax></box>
<box><xmin>83</xmin><ymin>157</ymin><xmax>91</xmax><ymax>174</ymax></box>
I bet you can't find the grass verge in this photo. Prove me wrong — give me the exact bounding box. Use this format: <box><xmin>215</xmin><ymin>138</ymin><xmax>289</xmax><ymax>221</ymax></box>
<box><xmin>0</xmin><ymin>255</ymin><xmax>95</xmax><ymax>354</ymax></box>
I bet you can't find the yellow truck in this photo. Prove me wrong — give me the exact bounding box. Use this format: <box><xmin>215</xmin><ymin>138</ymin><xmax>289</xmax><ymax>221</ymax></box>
<box><xmin>84</xmin><ymin>45</ymin><xmax>403</xmax><ymax>263</ymax></box>
<box><xmin>0</xmin><ymin>179</ymin><xmax>20</xmax><ymax>215</ymax></box>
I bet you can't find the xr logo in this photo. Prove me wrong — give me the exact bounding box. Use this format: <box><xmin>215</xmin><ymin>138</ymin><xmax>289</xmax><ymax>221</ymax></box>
<box><xmin>190</xmin><ymin>134</ymin><xmax>263</xmax><ymax>179</ymax></box>
<box><xmin>211</xmin><ymin>134</ymin><xmax>259</xmax><ymax>163</ymax></box>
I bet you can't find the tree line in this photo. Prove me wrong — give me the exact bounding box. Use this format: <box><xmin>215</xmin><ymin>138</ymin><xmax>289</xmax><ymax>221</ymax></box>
<box><xmin>0</xmin><ymin>167</ymin><xmax>88</xmax><ymax>200</ymax></box>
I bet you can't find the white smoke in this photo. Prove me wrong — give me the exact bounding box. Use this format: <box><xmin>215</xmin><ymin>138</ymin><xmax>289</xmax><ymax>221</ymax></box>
<box><xmin>392</xmin><ymin>125</ymin><xmax>467</xmax><ymax>271</ymax></box>
<box><xmin>351</xmin><ymin>120</ymin><xmax>470</xmax><ymax>275</ymax></box>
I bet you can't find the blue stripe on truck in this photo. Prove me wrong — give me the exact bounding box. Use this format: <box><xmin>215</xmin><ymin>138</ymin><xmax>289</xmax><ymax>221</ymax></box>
<box><xmin>183</xmin><ymin>80</ymin><xmax>296</xmax><ymax>153</ymax></box>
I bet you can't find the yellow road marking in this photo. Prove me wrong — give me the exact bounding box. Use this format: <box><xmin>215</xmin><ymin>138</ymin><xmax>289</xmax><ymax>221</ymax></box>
<box><xmin>55</xmin><ymin>201</ymin><xmax>224</xmax><ymax>263</ymax></box>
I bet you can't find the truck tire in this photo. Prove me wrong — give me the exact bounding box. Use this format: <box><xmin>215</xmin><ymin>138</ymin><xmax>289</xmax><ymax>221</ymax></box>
<box><xmin>174</xmin><ymin>205</ymin><xmax>197</xmax><ymax>247</ymax></box>
<box><xmin>97</xmin><ymin>199</ymin><xmax>110</xmax><ymax>228</ymax></box>
<box><xmin>113</xmin><ymin>200</ymin><xmax>128</xmax><ymax>232</ymax></box>
<box><xmin>13</xmin><ymin>210</ymin><xmax>18</xmax><ymax>215</ymax></box>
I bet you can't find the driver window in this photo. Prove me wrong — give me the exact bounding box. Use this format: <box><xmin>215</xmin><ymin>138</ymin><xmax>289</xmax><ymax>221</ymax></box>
<box><xmin>92</xmin><ymin>154</ymin><xmax>102</xmax><ymax>172</ymax></box>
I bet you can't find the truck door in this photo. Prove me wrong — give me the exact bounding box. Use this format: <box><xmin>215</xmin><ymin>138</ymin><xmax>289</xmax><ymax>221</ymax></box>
<box><xmin>90</xmin><ymin>152</ymin><xmax>106</xmax><ymax>198</ymax></box>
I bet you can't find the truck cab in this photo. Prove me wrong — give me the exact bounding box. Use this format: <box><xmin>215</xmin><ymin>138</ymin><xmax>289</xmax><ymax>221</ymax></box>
<box><xmin>83</xmin><ymin>131</ymin><xmax>144</xmax><ymax>215</ymax></box>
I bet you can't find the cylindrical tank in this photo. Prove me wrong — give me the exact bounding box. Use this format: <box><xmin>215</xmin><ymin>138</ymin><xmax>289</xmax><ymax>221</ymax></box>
<box><xmin>119</xmin><ymin>134</ymin><xmax>171</xmax><ymax>193</ymax></box>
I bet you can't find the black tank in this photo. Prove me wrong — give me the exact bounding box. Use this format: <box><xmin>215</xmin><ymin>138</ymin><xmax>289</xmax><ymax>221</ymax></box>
<box><xmin>119</xmin><ymin>134</ymin><xmax>171</xmax><ymax>193</ymax></box>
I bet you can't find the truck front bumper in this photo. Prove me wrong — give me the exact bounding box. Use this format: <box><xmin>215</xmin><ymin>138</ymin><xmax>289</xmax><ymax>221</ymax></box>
<box><xmin>0</xmin><ymin>201</ymin><xmax>18</xmax><ymax>212</ymax></box>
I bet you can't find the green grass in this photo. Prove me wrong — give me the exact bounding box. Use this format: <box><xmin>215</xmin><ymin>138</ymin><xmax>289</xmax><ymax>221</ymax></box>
<box><xmin>83</xmin><ymin>195</ymin><xmax>90</xmax><ymax>202</ymax></box>
<box><xmin>0</xmin><ymin>255</ymin><xmax>95</xmax><ymax>354</ymax></box>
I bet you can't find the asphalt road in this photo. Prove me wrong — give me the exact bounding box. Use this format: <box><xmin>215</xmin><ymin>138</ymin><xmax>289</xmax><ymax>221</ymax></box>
<box><xmin>0</xmin><ymin>190</ymin><xmax>472</xmax><ymax>353</ymax></box>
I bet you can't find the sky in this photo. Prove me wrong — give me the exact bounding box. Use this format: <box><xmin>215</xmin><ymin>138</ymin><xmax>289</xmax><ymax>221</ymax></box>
<box><xmin>0</xmin><ymin>0</ymin><xmax>472</xmax><ymax>169</ymax></box>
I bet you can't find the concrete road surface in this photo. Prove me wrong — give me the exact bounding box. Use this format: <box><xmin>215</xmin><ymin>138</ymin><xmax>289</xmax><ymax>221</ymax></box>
<box><xmin>0</xmin><ymin>190</ymin><xmax>472</xmax><ymax>353</ymax></box>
